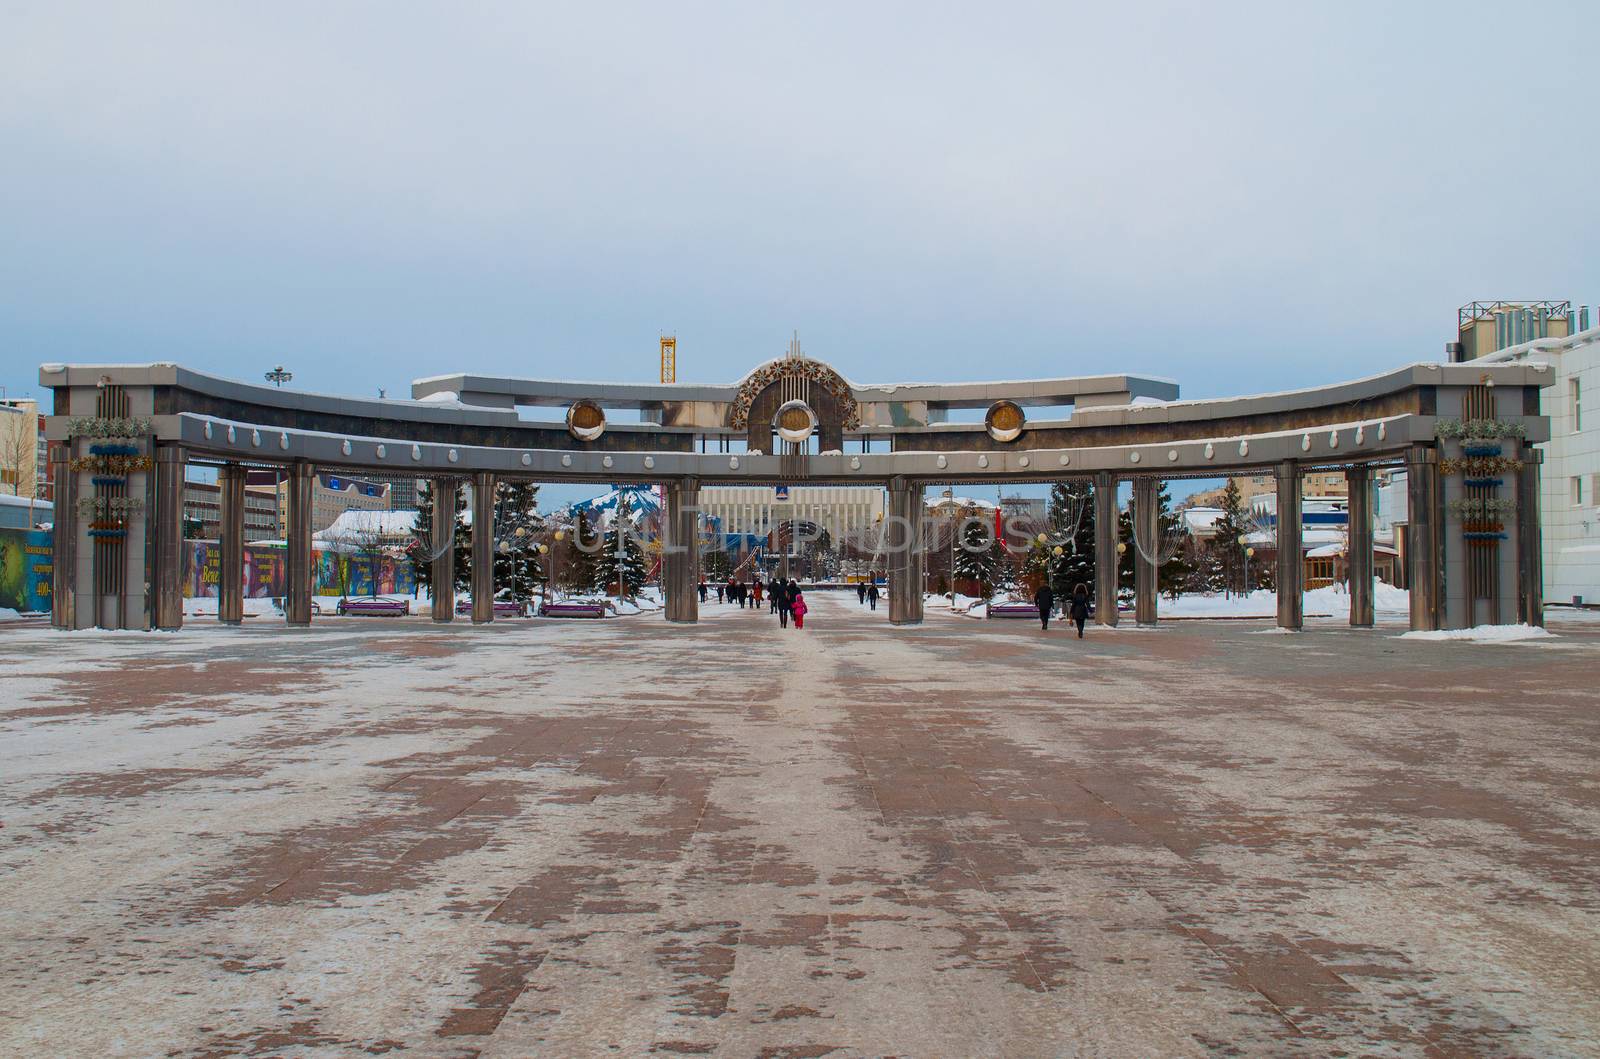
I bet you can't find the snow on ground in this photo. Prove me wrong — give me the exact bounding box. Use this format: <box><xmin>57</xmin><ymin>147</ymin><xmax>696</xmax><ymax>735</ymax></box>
<box><xmin>1401</xmin><ymin>623</ymin><xmax>1555</xmax><ymax>643</ymax></box>
<box><xmin>0</xmin><ymin>607</ymin><xmax>20</xmax><ymax>621</ymax></box>
<box><xmin>930</xmin><ymin>584</ymin><xmax>1410</xmax><ymax>621</ymax></box>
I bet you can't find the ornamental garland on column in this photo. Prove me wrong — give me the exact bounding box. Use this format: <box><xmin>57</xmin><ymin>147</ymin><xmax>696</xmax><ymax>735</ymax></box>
<box><xmin>67</xmin><ymin>416</ymin><xmax>153</xmax><ymax>438</ymax></box>
<box><xmin>1434</xmin><ymin>421</ymin><xmax>1522</xmax><ymax>545</ymax></box>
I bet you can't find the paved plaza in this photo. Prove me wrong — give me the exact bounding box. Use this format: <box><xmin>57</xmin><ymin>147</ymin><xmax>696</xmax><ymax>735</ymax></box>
<box><xmin>3</xmin><ymin>595</ymin><xmax>1599</xmax><ymax>1057</ymax></box>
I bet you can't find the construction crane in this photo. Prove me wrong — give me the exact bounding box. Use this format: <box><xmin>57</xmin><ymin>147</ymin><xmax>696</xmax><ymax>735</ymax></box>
<box><xmin>660</xmin><ymin>335</ymin><xmax>677</xmax><ymax>383</ymax></box>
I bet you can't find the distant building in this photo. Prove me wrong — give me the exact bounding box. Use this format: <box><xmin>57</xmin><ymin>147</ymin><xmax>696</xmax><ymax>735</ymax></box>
<box><xmin>182</xmin><ymin>480</ymin><xmax>281</xmax><ymax>542</ymax></box>
<box><xmin>1451</xmin><ymin>301</ymin><xmax>1578</xmax><ymax>362</ymax></box>
<box><xmin>313</xmin><ymin>509</ymin><xmax>420</xmax><ymax>550</ymax></box>
<box><xmin>363</xmin><ymin>474</ymin><xmax>422</xmax><ymax>511</ymax></box>
<box><xmin>0</xmin><ymin>399</ymin><xmax>44</xmax><ymax>500</ymax></box>
<box><xmin>700</xmin><ymin>485</ymin><xmax>884</xmax><ymax>541</ymax></box>
<box><xmin>0</xmin><ymin>493</ymin><xmax>51</xmax><ymax>531</ymax></box>
<box><xmin>1184</xmin><ymin>470</ymin><xmax>1348</xmax><ymax>509</ymax></box>
<box><xmin>1480</xmin><ymin>318</ymin><xmax>1600</xmax><ymax>605</ymax></box>
<box><xmin>277</xmin><ymin>471</ymin><xmax>391</xmax><ymax>534</ymax></box>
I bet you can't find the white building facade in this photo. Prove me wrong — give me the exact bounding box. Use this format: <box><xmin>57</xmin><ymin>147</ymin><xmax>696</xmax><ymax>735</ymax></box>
<box><xmin>699</xmin><ymin>485</ymin><xmax>885</xmax><ymax>543</ymax></box>
<box><xmin>1483</xmin><ymin>325</ymin><xmax>1600</xmax><ymax>605</ymax></box>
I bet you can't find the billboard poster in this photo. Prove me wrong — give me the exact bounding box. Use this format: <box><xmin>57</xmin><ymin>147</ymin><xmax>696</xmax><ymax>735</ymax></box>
<box><xmin>0</xmin><ymin>528</ymin><xmax>52</xmax><ymax>613</ymax></box>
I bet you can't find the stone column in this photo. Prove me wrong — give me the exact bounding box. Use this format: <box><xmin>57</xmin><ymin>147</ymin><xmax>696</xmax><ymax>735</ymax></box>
<box><xmin>887</xmin><ymin>478</ymin><xmax>924</xmax><ymax>625</ymax></box>
<box><xmin>1517</xmin><ymin>446</ymin><xmax>1544</xmax><ymax>627</ymax></box>
<box><xmin>50</xmin><ymin>441</ymin><xmax>76</xmax><ymax>631</ymax></box>
<box><xmin>1346</xmin><ymin>464</ymin><xmax>1374</xmax><ymax>628</ymax></box>
<box><xmin>217</xmin><ymin>463</ymin><xmax>245</xmax><ymax>625</ymax></box>
<box><xmin>663</xmin><ymin>478</ymin><xmax>701</xmax><ymax>623</ymax></box>
<box><xmin>1405</xmin><ymin>445</ymin><xmax>1441</xmax><ymax>632</ymax></box>
<box><xmin>152</xmin><ymin>446</ymin><xmax>186</xmax><ymax>631</ymax></box>
<box><xmin>471</xmin><ymin>471</ymin><xmax>496</xmax><ymax>624</ymax></box>
<box><xmin>1132</xmin><ymin>476</ymin><xmax>1157</xmax><ymax>626</ymax></box>
<box><xmin>284</xmin><ymin>461</ymin><xmax>315</xmax><ymax>626</ymax></box>
<box><xmin>1094</xmin><ymin>472</ymin><xmax>1118</xmax><ymax>626</ymax></box>
<box><xmin>1275</xmin><ymin>461</ymin><xmax>1303</xmax><ymax>630</ymax></box>
<box><xmin>430</xmin><ymin>478</ymin><xmax>458</xmax><ymax>623</ymax></box>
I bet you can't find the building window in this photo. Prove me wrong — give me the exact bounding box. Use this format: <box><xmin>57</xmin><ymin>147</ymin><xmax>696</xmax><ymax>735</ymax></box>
<box><xmin>1574</xmin><ymin>378</ymin><xmax>1583</xmax><ymax>432</ymax></box>
<box><xmin>1576</xmin><ymin>476</ymin><xmax>1586</xmax><ymax>506</ymax></box>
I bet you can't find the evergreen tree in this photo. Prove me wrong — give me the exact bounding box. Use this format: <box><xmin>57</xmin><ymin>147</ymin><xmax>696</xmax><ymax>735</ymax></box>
<box><xmin>1210</xmin><ymin>478</ymin><xmax>1252</xmax><ymax>595</ymax></box>
<box><xmin>1047</xmin><ymin>480</ymin><xmax>1095</xmax><ymax>599</ymax></box>
<box><xmin>704</xmin><ymin>545</ymin><xmax>732</xmax><ymax>583</ymax></box>
<box><xmin>566</xmin><ymin>509</ymin><xmax>603</xmax><ymax>593</ymax></box>
<box><xmin>1157</xmin><ymin>482</ymin><xmax>1192</xmax><ymax>599</ymax></box>
<box><xmin>597</xmin><ymin>512</ymin><xmax>649</xmax><ymax>597</ymax></box>
<box><xmin>492</xmin><ymin>481</ymin><xmax>544</xmax><ymax>601</ymax></box>
<box><xmin>953</xmin><ymin>517</ymin><xmax>1003</xmax><ymax>599</ymax></box>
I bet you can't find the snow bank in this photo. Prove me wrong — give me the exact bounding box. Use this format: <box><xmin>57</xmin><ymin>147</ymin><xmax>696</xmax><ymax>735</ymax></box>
<box><xmin>1401</xmin><ymin>624</ymin><xmax>1554</xmax><ymax>643</ymax></box>
<box><xmin>1158</xmin><ymin>584</ymin><xmax>1409</xmax><ymax>619</ymax></box>
<box><xmin>0</xmin><ymin>607</ymin><xmax>21</xmax><ymax>621</ymax></box>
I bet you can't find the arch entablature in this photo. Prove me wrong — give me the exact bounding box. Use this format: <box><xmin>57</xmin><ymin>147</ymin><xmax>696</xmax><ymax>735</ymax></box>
<box><xmin>728</xmin><ymin>358</ymin><xmax>860</xmax><ymax>432</ymax></box>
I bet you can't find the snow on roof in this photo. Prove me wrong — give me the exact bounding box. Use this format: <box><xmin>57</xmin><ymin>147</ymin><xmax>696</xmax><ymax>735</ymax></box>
<box><xmin>926</xmin><ymin>495</ymin><xmax>996</xmax><ymax>509</ymax></box>
<box><xmin>314</xmin><ymin>509</ymin><xmax>420</xmax><ymax>540</ymax></box>
<box><xmin>1181</xmin><ymin>507</ymin><xmax>1222</xmax><ymax>533</ymax></box>
<box><xmin>0</xmin><ymin>494</ymin><xmax>51</xmax><ymax>510</ymax></box>
<box><xmin>1306</xmin><ymin>542</ymin><xmax>1399</xmax><ymax>558</ymax></box>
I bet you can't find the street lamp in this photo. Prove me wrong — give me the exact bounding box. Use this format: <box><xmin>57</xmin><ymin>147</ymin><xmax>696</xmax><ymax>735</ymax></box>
<box><xmin>265</xmin><ymin>365</ymin><xmax>293</xmax><ymax>387</ymax></box>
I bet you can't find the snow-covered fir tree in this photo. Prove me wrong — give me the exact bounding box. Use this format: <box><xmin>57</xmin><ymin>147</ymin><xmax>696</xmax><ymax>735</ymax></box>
<box><xmin>1209</xmin><ymin>478</ymin><xmax>1253</xmax><ymax>595</ymax></box>
<box><xmin>411</xmin><ymin>480</ymin><xmax>468</xmax><ymax>595</ymax></box>
<box><xmin>953</xmin><ymin>517</ymin><xmax>1004</xmax><ymax>599</ymax></box>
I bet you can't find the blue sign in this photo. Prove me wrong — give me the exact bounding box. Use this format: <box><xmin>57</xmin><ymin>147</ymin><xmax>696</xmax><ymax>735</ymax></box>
<box><xmin>775</xmin><ymin>486</ymin><xmax>790</xmax><ymax>500</ymax></box>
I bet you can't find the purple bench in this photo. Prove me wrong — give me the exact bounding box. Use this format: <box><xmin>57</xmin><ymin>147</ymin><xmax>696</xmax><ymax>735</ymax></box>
<box><xmin>988</xmin><ymin>602</ymin><xmax>1039</xmax><ymax>619</ymax></box>
<box><xmin>540</xmin><ymin>602</ymin><xmax>608</xmax><ymax>619</ymax></box>
<box><xmin>456</xmin><ymin>600</ymin><xmax>530</xmax><ymax>617</ymax></box>
<box><xmin>337</xmin><ymin>598</ymin><xmax>410</xmax><ymax>617</ymax></box>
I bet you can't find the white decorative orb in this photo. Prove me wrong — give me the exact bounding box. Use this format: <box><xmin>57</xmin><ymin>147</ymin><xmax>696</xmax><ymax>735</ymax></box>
<box><xmin>1328</xmin><ymin>431</ymin><xmax>1339</xmax><ymax>448</ymax></box>
<box><xmin>561</xmin><ymin>454</ymin><xmax>572</xmax><ymax>466</ymax></box>
<box><xmin>1129</xmin><ymin>452</ymin><xmax>1141</xmax><ymax>464</ymax></box>
<box><xmin>251</xmin><ymin>429</ymin><xmax>261</xmax><ymax>447</ymax></box>
<box><xmin>1167</xmin><ymin>449</ymin><xmax>1178</xmax><ymax>462</ymax></box>
<box><xmin>411</xmin><ymin>444</ymin><xmax>421</xmax><ymax>461</ymax></box>
<box><xmin>341</xmin><ymin>439</ymin><xmax>352</xmax><ymax>456</ymax></box>
<box><xmin>850</xmin><ymin>456</ymin><xmax>861</xmax><ymax>470</ymax></box>
<box><xmin>1377</xmin><ymin>422</ymin><xmax>1387</xmax><ymax>441</ymax></box>
<box><xmin>521</xmin><ymin>453</ymin><xmax>532</xmax><ymax>466</ymax></box>
<box><xmin>279</xmin><ymin>432</ymin><xmax>289</xmax><ymax>450</ymax></box>
<box><xmin>774</xmin><ymin>400</ymin><xmax>818</xmax><ymax>444</ymax></box>
<box><xmin>203</xmin><ymin>421</ymin><xmax>213</xmax><ymax>439</ymax></box>
<box><xmin>1204</xmin><ymin>443</ymin><xmax>1215</xmax><ymax>460</ymax></box>
<box><xmin>1300</xmin><ymin>434</ymin><xmax>1311</xmax><ymax>452</ymax></box>
<box><xmin>602</xmin><ymin>455</ymin><xmax>614</xmax><ymax>468</ymax></box>
<box><xmin>1058</xmin><ymin>454</ymin><xmax>1070</xmax><ymax>466</ymax></box>
<box><xmin>643</xmin><ymin>456</ymin><xmax>654</xmax><ymax>469</ymax></box>
<box><xmin>729</xmin><ymin>456</ymin><xmax>739</xmax><ymax>469</ymax></box>
<box><xmin>977</xmin><ymin>455</ymin><xmax>989</xmax><ymax>468</ymax></box>
<box><xmin>376</xmin><ymin>444</ymin><xmax>386</xmax><ymax>458</ymax></box>
<box><xmin>1018</xmin><ymin>455</ymin><xmax>1030</xmax><ymax>468</ymax></box>
<box><xmin>1238</xmin><ymin>440</ymin><xmax>1249</xmax><ymax>457</ymax></box>
<box><xmin>227</xmin><ymin>425</ymin><xmax>236</xmax><ymax>443</ymax></box>
<box><xmin>448</xmin><ymin>448</ymin><xmax>459</xmax><ymax>463</ymax></box>
<box><xmin>936</xmin><ymin>455</ymin><xmax>948</xmax><ymax>468</ymax></box>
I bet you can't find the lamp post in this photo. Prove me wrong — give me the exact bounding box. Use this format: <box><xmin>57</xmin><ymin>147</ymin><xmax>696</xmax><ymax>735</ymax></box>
<box><xmin>1237</xmin><ymin>534</ymin><xmax>1250</xmax><ymax>597</ymax></box>
<box><xmin>265</xmin><ymin>365</ymin><xmax>293</xmax><ymax>388</ymax></box>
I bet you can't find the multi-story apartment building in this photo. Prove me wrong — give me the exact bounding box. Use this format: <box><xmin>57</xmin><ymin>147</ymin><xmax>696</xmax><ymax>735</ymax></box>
<box><xmin>276</xmin><ymin>472</ymin><xmax>391</xmax><ymax>534</ymax></box>
<box><xmin>1482</xmin><ymin>318</ymin><xmax>1600</xmax><ymax>605</ymax></box>
<box><xmin>182</xmin><ymin>481</ymin><xmax>282</xmax><ymax>542</ymax></box>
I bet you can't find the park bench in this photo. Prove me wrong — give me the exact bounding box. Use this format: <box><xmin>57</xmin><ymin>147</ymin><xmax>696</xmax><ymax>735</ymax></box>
<box><xmin>987</xmin><ymin>601</ymin><xmax>1038</xmax><ymax>619</ymax></box>
<box><xmin>336</xmin><ymin>598</ymin><xmax>410</xmax><ymax>617</ymax></box>
<box><xmin>540</xmin><ymin>601</ymin><xmax>608</xmax><ymax>619</ymax></box>
<box><xmin>456</xmin><ymin>599</ymin><xmax>530</xmax><ymax>618</ymax></box>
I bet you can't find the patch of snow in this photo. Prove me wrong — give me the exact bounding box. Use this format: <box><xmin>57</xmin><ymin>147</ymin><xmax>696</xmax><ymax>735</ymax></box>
<box><xmin>0</xmin><ymin>607</ymin><xmax>21</xmax><ymax>621</ymax></box>
<box><xmin>1401</xmin><ymin>623</ymin><xmax>1554</xmax><ymax>643</ymax></box>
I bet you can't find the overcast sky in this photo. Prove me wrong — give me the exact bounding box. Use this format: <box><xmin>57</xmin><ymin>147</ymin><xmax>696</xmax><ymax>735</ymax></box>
<box><xmin>3</xmin><ymin>3</ymin><xmax>1595</xmax><ymax>430</ymax></box>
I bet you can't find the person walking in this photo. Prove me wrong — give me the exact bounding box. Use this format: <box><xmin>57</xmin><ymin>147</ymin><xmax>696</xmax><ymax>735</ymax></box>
<box><xmin>769</xmin><ymin>577</ymin><xmax>782</xmax><ymax>614</ymax></box>
<box><xmin>1070</xmin><ymin>583</ymin><xmax>1090</xmax><ymax>638</ymax></box>
<box><xmin>791</xmin><ymin>586</ymin><xmax>808</xmax><ymax>629</ymax></box>
<box><xmin>866</xmin><ymin>582</ymin><xmax>879</xmax><ymax>611</ymax></box>
<box><xmin>698</xmin><ymin>581</ymin><xmax>707</xmax><ymax>603</ymax></box>
<box><xmin>1034</xmin><ymin>580</ymin><xmax>1055</xmax><ymax>631</ymax></box>
<box><xmin>753</xmin><ymin>581</ymin><xmax>763</xmax><ymax>608</ymax></box>
<box><xmin>857</xmin><ymin>582</ymin><xmax>867</xmax><ymax>605</ymax></box>
<box><xmin>775</xmin><ymin>579</ymin><xmax>792</xmax><ymax>628</ymax></box>
<box><xmin>716</xmin><ymin>584</ymin><xmax>724</xmax><ymax>604</ymax></box>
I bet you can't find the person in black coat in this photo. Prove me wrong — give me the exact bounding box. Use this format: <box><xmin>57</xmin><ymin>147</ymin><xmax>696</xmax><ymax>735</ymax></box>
<box><xmin>857</xmin><ymin>582</ymin><xmax>867</xmax><ymax>605</ymax></box>
<box><xmin>1034</xmin><ymin>581</ymin><xmax>1055</xmax><ymax>630</ymax></box>
<box><xmin>1070</xmin><ymin>583</ymin><xmax>1090</xmax><ymax>638</ymax></box>
<box><xmin>866</xmin><ymin>582</ymin><xmax>879</xmax><ymax>610</ymax></box>
<box><xmin>775</xmin><ymin>579</ymin><xmax>792</xmax><ymax>627</ymax></box>
<box><xmin>769</xmin><ymin>577</ymin><xmax>782</xmax><ymax>614</ymax></box>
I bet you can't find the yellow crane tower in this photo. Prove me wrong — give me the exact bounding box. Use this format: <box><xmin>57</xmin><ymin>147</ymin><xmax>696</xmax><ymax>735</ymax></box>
<box><xmin>660</xmin><ymin>335</ymin><xmax>677</xmax><ymax>383</ymax></box>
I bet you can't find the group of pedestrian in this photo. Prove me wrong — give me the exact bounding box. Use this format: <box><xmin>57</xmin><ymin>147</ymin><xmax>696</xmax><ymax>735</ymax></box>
<box><xmin>1033</xmin><ymin>581</ymin><xmax>1091</xmax><ymax>638</ymax></box>
<box><xmin>854</xmin><ymin>581</ymin><xmax>880</xmax><ymax>611</ymax></box>
<box><xmin>767</xmin><ymin>577</ymin><xmax>807</xmax><ymax>628</ymax></box>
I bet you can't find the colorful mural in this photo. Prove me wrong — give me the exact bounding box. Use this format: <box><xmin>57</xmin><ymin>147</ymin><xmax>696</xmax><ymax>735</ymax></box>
<box><xmin>181</xmin><ymin>541</ymin><xmax>414</xmax><ymax>598</ymax></box>
<box><xmin>0</xmin><ymin>528</ymin><xmax>52</xmax><ymax>612</ymax></box>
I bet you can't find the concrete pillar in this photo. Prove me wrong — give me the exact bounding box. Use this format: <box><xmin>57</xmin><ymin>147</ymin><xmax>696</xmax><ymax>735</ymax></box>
<box><xmin>152</xmin><ymin>446</ymin><xmax>186</xmax><ymax>631</ymax></box>
<box><xmin>471</xmin><ymin>471</ymin><xmax>496</xmax><ymax>624</ymax></box>
<box><xmin>1275</xmin><ymin>461</ymin><xmax>1303</xmax><ymax>630</ymax></box>
<box><xmin>430</xmin><ymin>478</ymin><xmax>458</xmax><ymax>623</ymax></box>
<box><xmin>1405</xmin><ymin>445</ymin><xmax>1441</xmax><ymax>632</ymax></box>
<box><xmin>217</xmin><ymin>463</ymin><xmax>245</xmax><ymax>625</ymax></box>
<box><xmin>887</xmin><ymin>478</ymin><xmax>924</xmax><ymax>625</ymax></box>
<box><xmin>50</xmin><ymin>441</ymin><xmax>75</xmax><ymax>631</ymax></box>
<box><xmin>1132</xmin><ymin>476</ymin><xmax>1158</xmax><ymax>626</ymax></box>
<box><xmin>1517</xmin><ymin>446</ymin><xmax>1544</xmax><ymax>627</ymax></box>
<box><xmin>1346</xmin><ymin>464</ymin><xmax>1374</xmax><ymax>628</ymax></box>
<box><xmin>1094</xmin><ymin>472</ymin><xmax>1118</xmax><ymax>627</ymax></box>
<box><xmin>284</xmin><ymin>461</ymin><xmax>315</xmax><ymax>626</ymax></box>
<box><xmin>663</xmin><ymin>478</ymin><xmax>701</xmax><ymax>623</ymax></box>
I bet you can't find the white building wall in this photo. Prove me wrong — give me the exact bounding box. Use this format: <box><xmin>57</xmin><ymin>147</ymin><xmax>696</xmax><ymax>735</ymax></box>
<box><xmin>1483</xmin><ymin>325</ymin><xmax>1600</xmax><ymax>605</ymax></box>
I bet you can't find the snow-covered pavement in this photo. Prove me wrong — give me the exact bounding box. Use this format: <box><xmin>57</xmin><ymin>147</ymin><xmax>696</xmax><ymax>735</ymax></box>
<box><xmin>3</xmin><ymin>593</ymin><xmax>1599</xmax><ymax>1056</ymax></box>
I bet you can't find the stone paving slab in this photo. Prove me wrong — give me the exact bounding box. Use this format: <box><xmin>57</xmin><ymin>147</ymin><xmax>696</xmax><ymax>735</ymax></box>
<box><xmin>1</xmin><ymin>596</ymin><xmax>1598</xmax><ymax>1056</ymax></box>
